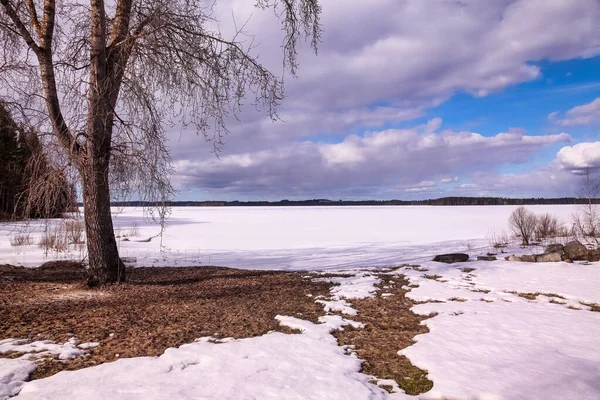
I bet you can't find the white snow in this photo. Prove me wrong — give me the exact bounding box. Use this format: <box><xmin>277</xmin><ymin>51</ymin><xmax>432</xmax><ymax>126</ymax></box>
<box><xmin>397</xmin><ymin>259</ymin><xmax>600</xmax><ymax>400</ymax></box>
<box><xmin>13</xmin><ymin>317</ymin><xmax>388</xmax><ymax>400</ymax></box>
<box><xmin>315</xmin><ymin>271</ymin><xmax>381</xmax><ymax>315</ymax></box>
<box><xmin>0</xmin><ymin>338</ymin><xmax>90</xmax><ymax>361</ymax></box>
<box><xmin>0</xmin><ymin>338</ymin><xmax>98</xmax><ymax>400</ymax></box>
<box><xmin>0</xmin><ymin>205</ymin><xmax>578</xmax><ymax>269</ymax></box>
<box><xmin>2</xmin><ymin>205</ymin><xmax>600</xmax><ymax>399</ymax></box>
<box><xmin>0</xmin><ymin>359</ymin><xmax>35</xmax><ymax>400</ymax></box>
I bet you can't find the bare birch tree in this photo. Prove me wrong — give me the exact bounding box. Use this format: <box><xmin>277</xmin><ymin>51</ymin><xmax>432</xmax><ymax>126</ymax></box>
<box><xmin>573</xmin><ymin>169</ymin><xmax>600</xmax><ymax>246</ymax></box>
<box><xmin>509</xmin><ymin>206</ymin><xmax>538</xmax><ymax>246</ymax></box>
<box><xmin>0</xmin><ymin>0</ymin><xmax>322</xmax><ymax>285</ymax></box>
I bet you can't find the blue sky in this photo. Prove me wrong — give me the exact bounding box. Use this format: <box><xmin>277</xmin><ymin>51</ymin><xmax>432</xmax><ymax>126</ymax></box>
<box><xmin>170</xmin><ymin>0</ymin><xmax>600</xmax><ymax>201</ymax></box>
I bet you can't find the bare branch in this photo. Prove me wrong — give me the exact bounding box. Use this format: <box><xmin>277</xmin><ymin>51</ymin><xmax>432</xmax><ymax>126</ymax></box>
<box><xmin>0</xmin><ymin>0</ymin><xmax>41</xmax><ymax>54</ymax></box>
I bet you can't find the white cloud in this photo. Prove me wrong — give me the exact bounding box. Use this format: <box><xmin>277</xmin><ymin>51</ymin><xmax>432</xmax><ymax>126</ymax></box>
<box><xmin>168</xmin><ymin>0</ymin><xmax>600</xmax><ymax>199</ymax></box>
<box><xmin>557</xmin><ymin>142</ymin><xmax>600</xmax><ymax>172</ymax></box>
<box><xmin>173</xmin><ymin>120</ymin><xmax>571</xmax><ymax>197</ymax></box>
<box><xmin>549</xmin><ymin>98</ymin><xmax>600</xmax><ymax>126</ymax></box>
<box><xmin>441</xmin><ymin>177</ymin><xmax>459</xmax><ymax>183</ymax></box>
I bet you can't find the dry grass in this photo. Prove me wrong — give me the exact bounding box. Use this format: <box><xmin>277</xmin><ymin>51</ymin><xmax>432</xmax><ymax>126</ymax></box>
<box><xmin>461</xmin><ymin>267</ymin><xmax>476</xmax><ymax>273</ymax></box>
<box><xmin>115</xmin><ymin>222</ymin><xmax>140</xmax><ymax>238</ymax></box>
<box><xmin>64</xmin><ymin>220</ymin><xmax>85</xmax><ymax>244</ymax></box>
<box><xmin>38</xmin><ymin>226</ymin><xmax>69</xmax><ymax>253</ymax></box>
<box><xmin>10</xmin><ymin>232</ymin><xmax>32</xmax><ymax>246</ymax></box>
<box><xmin>312</xmin><ymin>272</ymin><xmax>356</xmax><ymax>279</ymax></box>
<box><xmin>549</xmin><ymin>299</ymin><xmax>566</xmax><ymax>305</ymax></box>
<box><xmin>507</xmin><ymin>291</ymin><xmax>565</xmax><ymax>301</ymax></box>
<box><xmin>580</xmin><ymin>302</ymin><xmax>600</xmax><ymax>312</ymax></box>
<box><xmin>0</xmin><ymin>263</ymin><xmax>332</xmax><ymax>380</ymax></box>
<box><xmin>333</xmin><ymin>274</ymin><xmax>433</xmax><ymax>396</ymax></box>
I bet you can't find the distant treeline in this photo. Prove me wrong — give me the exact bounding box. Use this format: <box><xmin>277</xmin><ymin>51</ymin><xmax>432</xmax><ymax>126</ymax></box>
<box><xmin>107</xmin><ymin>197</ymin><xmax>600</xmax><ymax>207</ymax></box>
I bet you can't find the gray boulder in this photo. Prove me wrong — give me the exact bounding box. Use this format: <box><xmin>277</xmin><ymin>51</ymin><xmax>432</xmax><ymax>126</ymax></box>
<box><xmin>477</xmin><ymin>256</ymin><xmax>497</xmax><ymax>261</ymax></box>
<box><xmin>544</xmin><ymin>243</ymin><xmax>564</xmax><ymax>256</ymax></box>
<box><xmin>433</xmin><ymin>253</ymin><xmax>469</xmax><ymax>263</ymax></box>
<box><xmin>563</xmin><ymin>240</ymin><xmax>588</xmax><ymax>261</ymax></box>
<box><xmin>535</xmin><ymin>252</ymin><xmax>562</xmax><ymax>263</ymax></box>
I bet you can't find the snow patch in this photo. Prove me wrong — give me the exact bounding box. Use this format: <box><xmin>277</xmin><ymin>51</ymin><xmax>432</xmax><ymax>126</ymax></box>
<box><xmin>0</xmin><ymin>338</ymin><xmax>87</xmax><ymax>361</ymax></box>
<box><xmin>13</xmin><ymin>317</ymin><xmax>389</xmax><ymax>400</ymax></box>
<box><xmin>0</xmin><ymin>359</ymin><xmax>36</xmax><ymax>400</ymax></box>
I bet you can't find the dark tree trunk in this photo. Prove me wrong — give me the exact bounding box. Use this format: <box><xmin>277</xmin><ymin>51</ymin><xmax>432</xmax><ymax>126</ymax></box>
<box><xmin>81</xmin><ymin>161</ymin><xmax>125</xmax><ymax>286</ymax></box>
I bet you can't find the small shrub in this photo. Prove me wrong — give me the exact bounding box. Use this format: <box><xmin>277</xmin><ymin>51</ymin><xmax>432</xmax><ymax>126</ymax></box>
<box><xmin>38</xmin><ymin>231</ymin><xmax>58</xmax><ymax>251</ymax></box>
<box><xmin>38</xmin><ymin>226</ymin><xmax>69</xmax><ymax>253</ymax></box>
<box><xmin>509</xmin><ymin>206</ymin><xmax>538</xmax><ymax>245</ymax></box>
<box><xmin>116</xmin><ymin>222</ymin><xmax>139</xmax><ymax>238</ymax></box>
<box><xmin>65</xmin><ymin>219</ymin><xmax>85</xmax><ymax>244</ymax></box>
<box><xmin>124</xmin><ymin>222</ymin><xmax>139</xmax><ymax>237</ymax></box>
<box><xmin>10</xmin><ymin>233</ymin><xmax>32</xmax><ymax>246</ymax></box>
<box><xmin>487</xmin><ymin>230</ymin><xmax>510</xmax><ymax>249</ymax></box>
<box><xmin>535</xmin><ymin>213</ymin><xmax>561</xmax><ymax>241</ymax></box>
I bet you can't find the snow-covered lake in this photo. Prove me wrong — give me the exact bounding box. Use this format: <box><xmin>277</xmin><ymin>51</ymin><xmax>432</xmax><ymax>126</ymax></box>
<box><xmin>0</xmin><ymin>205</ymin><xmax>580</xmax><ymax>269</ymax></box>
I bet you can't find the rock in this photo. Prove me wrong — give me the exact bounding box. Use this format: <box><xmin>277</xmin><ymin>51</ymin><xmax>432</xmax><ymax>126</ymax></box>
<box><xmin>507</xmin><ymin>256</ymin><xmax>522</xmax><ymax>262</ymax></box>
<box><xmin>564</xmin><ymin>258</ymin><xmax>573</xmax><ymax>263</ymax></box>
<box><xmin>120</xmin><ymin>257</ymin><xmax>137</xmax><ymax>266</ymax></box>
<box><xmin>477</xmin><ymin>256</ymin><xmax>497</xmax><ymax>261</ymax></box>
<box><xmin>520</xmin><ymin>255</ymin><xmax>536</xmax><ymax>262</ymax></box>
<box><xmin>563</xmin><ymin>240</ymin><xmax>588</xmax><ymax>261</ymax></box>
<box><xmin>544</xmin><ymin>243</ymin><xmax>564</xmax><ymax>255</ymax></box>
<box><xmin>535</xmin><ymin>252</ymin><xmax>562</xmax><ymax>262</ymax></box>
<box><xmin>433</xmin><ymin>253</ymin><xmax>469</xmax><ymax>263</ymax></box>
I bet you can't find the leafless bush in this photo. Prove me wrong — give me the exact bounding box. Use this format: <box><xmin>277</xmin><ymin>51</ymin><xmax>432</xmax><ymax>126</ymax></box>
<box><xmin>38</xmin><ymin>225</ymin><xmax>69</xmax><ymax>254</ymax></box>
<box><xmin>65</xmin><ymin>220</ymin><xmax>85</xmax><ymax>244</ymax></box>
<box><xmin>509</xmin><ymin>206</ymin><xmax>538</xmax><ymax>245</ymax></box>
<box><xmin>535</xmin><ymin>213</ymin><xmax>561</xmax><ymax>241</ymax></box>
<box><xmin>115</xmin><ymin>222</ymin><xmax>140</xmax><ymax>238</ymax></box>
<box><xmin>487</xmin><ymin>230</ymin><xmax>510</xmax><ymax>249</ymax></box>
<box><xmin>10</xmin><ymin>232</ymin><xmax>32</xmax><ymax>246</ymax></box>
<box><xmin>38</xmin><ymin>230</ymin><xmax>57</xmax><ymax>252</ymax></box>
<box><xmin>572</xmin><ymin>170</ymin><xmax>600</xmax><ymax>247</ymax></box>
<box><xmin>123</xmin><ymin>222</ymin><xmax>139</xmax><ymax>237</ymax></box>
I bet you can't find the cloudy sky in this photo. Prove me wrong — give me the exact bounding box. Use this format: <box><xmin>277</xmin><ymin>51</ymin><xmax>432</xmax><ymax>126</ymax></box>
<box><xmin>169</xmin><ymin>0</ymin><xmax>600</xmax><ymax>201</ymax></box>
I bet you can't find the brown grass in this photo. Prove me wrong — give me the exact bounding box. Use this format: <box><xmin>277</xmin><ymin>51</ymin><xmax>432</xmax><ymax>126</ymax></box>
<box><xmin>10</xmin><ymin>233</ymin><xmax>32</xmax><ymax>246</ymax></box>
<box><xmin>0</xmin><ymin>263</ymin><xmax>332</xmax><ymax>379</ymax></box>
<box><xmin>333</xmin><ymin>274</ymin><xmax>433</xmax><ymax>395</ymax></box>
<box><xmin>580</xmin><ymin>302</ymin><xmax>600</xmax><ymax>312</ymax></box>
<box><xmin>507</xmin><ymin>291</ymin><xmax>565</xmax><ymax>301</ymax></box>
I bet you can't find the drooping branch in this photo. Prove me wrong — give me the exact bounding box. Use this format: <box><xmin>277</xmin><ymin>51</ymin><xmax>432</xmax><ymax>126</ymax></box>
<box><xmin>1</xmin><ymin>0</ymin><xmax>322</xmax><ymax>284</ymax></box>
<box><xmin>1</xmin><ymin>0</ymin><xmax>76</xmax><ymax>157</ymax></box>
<box><xmin>0</xmin><ymin>0</ymin><xmax>41</xmax><ymax>54</ymax></box>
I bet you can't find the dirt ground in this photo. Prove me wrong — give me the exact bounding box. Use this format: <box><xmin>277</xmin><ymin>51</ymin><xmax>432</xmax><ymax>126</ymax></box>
<box><xmin>334</xmin><ymin>271</ymin><xmax>434</xmax><ymax>395</ymax></box>
<box><xmin>0</xmin><ymin>262</ymin><xmax>432</xmax><ymax>396</ymax></box>
<box><xmin>0</xmin><ymin>262</ymin><xmax>332</xmax><ymax>379</ymax></box>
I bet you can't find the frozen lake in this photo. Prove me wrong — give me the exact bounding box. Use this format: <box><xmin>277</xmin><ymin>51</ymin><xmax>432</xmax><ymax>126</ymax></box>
<box><xmin>0</xmin><ymin>205</ymin><xmax>579</xmax><ymax>269</ymax></box>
